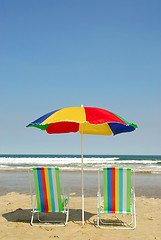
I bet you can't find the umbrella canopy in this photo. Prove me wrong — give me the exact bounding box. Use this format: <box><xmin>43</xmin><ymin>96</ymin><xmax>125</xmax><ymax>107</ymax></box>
<box><xmin>27</xmin><ymin>107</ymin><xmax>137</xmax><ymax>135</ymax></box>
<box><xmin>27</xmin><ymin>106</ymin><xmax>138</xmax><ymax>226</ymax></box>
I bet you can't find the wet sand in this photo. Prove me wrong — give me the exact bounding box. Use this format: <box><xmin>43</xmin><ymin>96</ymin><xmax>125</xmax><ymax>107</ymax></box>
<box><xmin>0</xmin><ymin>170</ymin><xmax>161</xmax><ymax>198</ymax></box>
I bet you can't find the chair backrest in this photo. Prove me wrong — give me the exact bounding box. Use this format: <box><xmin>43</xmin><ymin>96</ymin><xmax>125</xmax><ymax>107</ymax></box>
<box><xmin>103</xmin><ymin>167</ymin><xmax>131</xmax><ymax>214</ymax></box>
<box><xmin>33</xmin><ymin>167</ymin><xmax>63</xmax><ymax>213</ymax></box>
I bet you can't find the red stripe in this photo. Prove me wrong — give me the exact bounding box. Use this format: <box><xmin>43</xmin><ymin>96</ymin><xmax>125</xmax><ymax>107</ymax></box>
<box><xmin>46</xmin><ymin>122</ymin><xmax>79</xmax><ymax>134</ymax></box>
<box><xmin>84</xmin><ymin>107</ymin><xmax>127</xmax><ymax>125</ymax></box>
<box><xmin>111</xmin><ymin>167</ymin><xmax>115</xmax><ymax>213</ymax></box>
<box><xmin>41</xmin><ymin>168</ymin><xmax>48</xmax><ymax>212</ymax></box>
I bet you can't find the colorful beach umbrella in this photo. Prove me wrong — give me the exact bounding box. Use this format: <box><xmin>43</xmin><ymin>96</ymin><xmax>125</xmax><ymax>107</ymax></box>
<box><xmin>27</xmin><ymin>106</ymin><xmax>138</xmax><ymax>225</ymax></box>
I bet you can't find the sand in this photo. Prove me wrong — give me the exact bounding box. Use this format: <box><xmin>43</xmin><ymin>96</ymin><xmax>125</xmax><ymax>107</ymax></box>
<box><xmin>1</xmin><ymin>171</ymin><xmax>161</xmax><ymax>198</ymax></box>
<box><xmin>0</xmin><ymin>193</ymin><xmax>161</xmax><ymax>240</ymax></box>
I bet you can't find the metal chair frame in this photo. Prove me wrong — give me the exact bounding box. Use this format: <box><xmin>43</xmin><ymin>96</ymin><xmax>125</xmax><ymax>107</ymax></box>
<box><xmin>97</xmin><ymin>168</ymin><xmax>136</xmax><ymax>229</ymax></box>
<box><xmin>29</xmin><ymin>167</ymin><xmax>69</xmax><ymax>227</ymax></box>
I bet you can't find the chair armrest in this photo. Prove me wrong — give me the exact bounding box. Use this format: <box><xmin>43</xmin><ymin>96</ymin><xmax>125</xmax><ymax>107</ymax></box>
<box><xmin>62</xmin><ymin>191</ymin><xmax>70</xmax><ymax>209</ymax></box>
<box><xmin>131</xmin><ymin>188</ymin><xmax>136</xmax><ymax>201</ymax></box>
<box><xmin>30</xmin><ymin>190</ymin><xmax>36</xmax><ymax>200</ymax></box>
<box><xmin>97</xmin><ymin>192</ymin><xmax>102</xmax><ymax>208</ymax></box>
<box><xmin>97</xmin><ymin>191</ymin><xmax>102</xmax><ymax>203</ymax></box>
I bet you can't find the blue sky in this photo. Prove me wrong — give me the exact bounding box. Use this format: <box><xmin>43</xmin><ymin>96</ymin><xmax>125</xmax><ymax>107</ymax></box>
<box><xmin>1</xmin><ymin>0</ymin><xmax>161</xmax><ymax>155</ymax></box>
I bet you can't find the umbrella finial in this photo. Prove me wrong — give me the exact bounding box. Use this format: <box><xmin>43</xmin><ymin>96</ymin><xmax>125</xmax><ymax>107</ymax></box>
<box><xmin>81</xmin><ymin>104</ymin><xmax>84</xmax><ymax>107</ymax></box>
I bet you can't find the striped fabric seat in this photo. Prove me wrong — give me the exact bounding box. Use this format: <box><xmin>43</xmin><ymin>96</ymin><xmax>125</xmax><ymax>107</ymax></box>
<box><xmin>97</xmin><ymin>167</ymin><xmax>136</xmax><ymax>229</ymax></box>
<box><xmin>33</xmin><ymin>167</ymin><xmax>63</xmax><ymax>213</ymax></box>
<box><xmin>103</xmin><ymin>167</ymin><xmax>131</xmax><ymax>214</ymax></box>
<box><xmin>31</xmin><ymin>167</ymin><xmax>69</xmax><ymax>226</ymax></box>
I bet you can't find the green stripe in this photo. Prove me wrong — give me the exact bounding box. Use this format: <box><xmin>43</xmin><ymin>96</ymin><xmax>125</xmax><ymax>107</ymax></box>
<box><xmin>130</xmin><ymin>123</ymin><xmax>138</xmax><ymax>129</ymax></box>
<box><xmin>26</xmin><ymin>124</ymin><xmax>49</xmax><ymax>130</ymax></box>
<box><xmin>33</xmin><ymin>168</ymin><xmax>41</xmax><ymax>212</ymax></box>
<box><xmin>112</xmin><ymin>112</ymin><xmax>138</xmax><ymax>129</ymax></box>
<box><xmin>55</xmin><ymin>168</ymin><xmax>63</xmax><ymax>212</ymax></box>
<box><xmin>126</xmin><ymin>168</ymin><xmax>131</xmax><ymax>214</ymax></box>
<box><xmin>103</xmin><ymin>168</ymin><xmax>108</xmax><ymax>213</ymax></box>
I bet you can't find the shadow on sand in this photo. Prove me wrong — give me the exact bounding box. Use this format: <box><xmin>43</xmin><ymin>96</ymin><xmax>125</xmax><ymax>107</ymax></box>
<box><xmin>3</xmin><ymin>208</ymin><xmax>96</xmax><ymax>225</ymax></box>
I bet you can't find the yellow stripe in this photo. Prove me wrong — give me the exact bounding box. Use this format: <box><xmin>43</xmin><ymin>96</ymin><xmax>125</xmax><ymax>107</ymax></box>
<box><xmin>42</xmin><ymin>107</ymin><xmax>86</xmax><ymax>124</ymax></box>
<box><xmin>79</xmin><ymin>122</ymin><xmax>113</xmax><ymax>135</ymax></box>
<box><xmin>115</xmin><ymin>167</ymin><xmax>119</xmax><ymax>213</ymax></box>
<box><xmin>44</xmin><ymin>168</ymin><xmax>52</xmax><ymax>212</ymax></box>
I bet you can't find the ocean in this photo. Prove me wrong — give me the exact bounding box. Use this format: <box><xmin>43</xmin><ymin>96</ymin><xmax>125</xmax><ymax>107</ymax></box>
<box><xmin>0</xmin><ymin>154</ymin><xmax>161</xmax><ymax>173</ymax></box>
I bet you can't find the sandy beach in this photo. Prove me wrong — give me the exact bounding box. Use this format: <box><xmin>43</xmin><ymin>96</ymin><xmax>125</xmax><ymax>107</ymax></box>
<box><xmin>0</xmin><ymin>193</ymin><xmax>161</xmax><ymax>240</ymax></box>
<box><xmin>0</xmin><ymin>170</ymin><xmax>161</xmax><ymax>239</ymax></box>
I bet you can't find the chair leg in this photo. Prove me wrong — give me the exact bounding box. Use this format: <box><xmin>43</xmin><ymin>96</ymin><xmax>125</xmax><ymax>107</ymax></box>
<box><xmin>30</xmin><ymin>211</ymin><xmax>35</xmax><ymax>226</ymax></box>
<box><xmin>64</xmin><ymin>210</ymin><xmax>69</xmax><ymax>226</ymax></box>
<box><xmin>97</xmin><ymin>212</ymin><xmax>136</xmax><ymax>229</ymax></box>
<box><xmin>31</xmin><ymin>210</ymin><xmax>69</xmax><ymax>227</ymax></box>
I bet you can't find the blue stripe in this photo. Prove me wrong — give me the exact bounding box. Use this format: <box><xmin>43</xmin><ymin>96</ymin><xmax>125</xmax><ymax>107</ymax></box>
<box><xmin>37</xmin><ymin>168</ymin><xmax>45</xmax><ymax>212</ymax></box>
<box><xmin>108</xmin><ymin>123</ymin><xmax>135</xmax><ymax>135</ymax></box>
<box><xmin>107</xmin><ymin>168</ymin><xmax>112</xmax><ymax>213</ymax></box>
<box><xmin>48</xmin><ymin>168</ymin><xmax>55</xmax><ymax>212</ymax></box>
<box><xmin>28</xmin><ymin>109</ymin><xmax>61</xmax><ymax>125</ymax></box>
<box><xmin>119</xmin><ymin>168</ymin><xmax>123</xmax><ymax>213</ymax></box>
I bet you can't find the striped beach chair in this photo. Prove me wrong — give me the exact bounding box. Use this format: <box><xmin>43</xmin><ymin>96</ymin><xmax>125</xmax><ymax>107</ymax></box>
<box><xmin>97</xmin><ymin>167</ymin><xmax>136</xmax><ymax>229</ymax></box>
<box><xmin>30</xmin><ymin>167</ymin><xmax>69</xmax><ymax>226</ymax></box>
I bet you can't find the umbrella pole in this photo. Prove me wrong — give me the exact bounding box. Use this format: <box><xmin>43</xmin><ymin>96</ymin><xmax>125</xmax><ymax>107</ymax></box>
<box><xmin>81</xmin><ymin>124</ymin><xmax>84</xmax><ymax>226</ymax></box>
